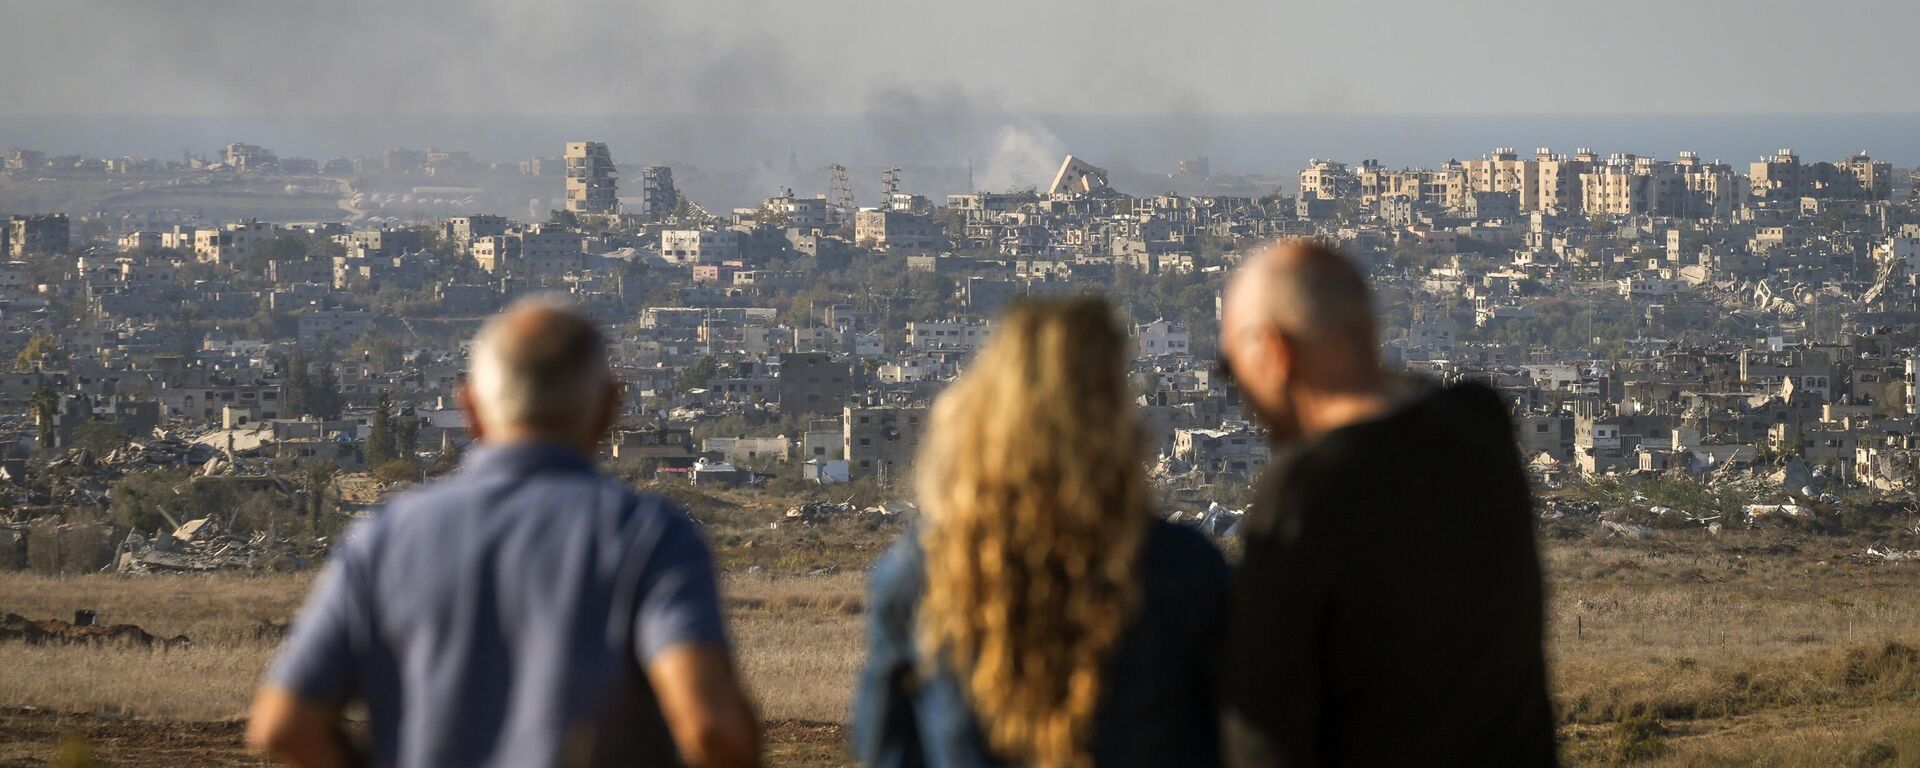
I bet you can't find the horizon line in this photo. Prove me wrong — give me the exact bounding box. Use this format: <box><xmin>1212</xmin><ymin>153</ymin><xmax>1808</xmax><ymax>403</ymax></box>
<box><xmin>9</xmin><ymin>111</ymin><xmax>1920</xmax><ymax>119</ymax></box>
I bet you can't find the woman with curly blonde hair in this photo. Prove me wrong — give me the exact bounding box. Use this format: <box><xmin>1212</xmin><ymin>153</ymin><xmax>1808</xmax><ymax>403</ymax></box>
<box><xmin>854</xmin><ymin>296</ymin><xmax>1230</xmax><ymax>768</ymax></box>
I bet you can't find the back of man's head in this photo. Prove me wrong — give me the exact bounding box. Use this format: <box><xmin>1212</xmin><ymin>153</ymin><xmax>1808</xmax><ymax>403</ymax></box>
<box><xmin>467</xmin><ymin>296</ymin><xmax>612</xmax><ymax>442</ymax></box>
<box><xmin>1249</xmin><ymin>238</ymin><xmax>1377</xmax><ymax>349</ymax></box>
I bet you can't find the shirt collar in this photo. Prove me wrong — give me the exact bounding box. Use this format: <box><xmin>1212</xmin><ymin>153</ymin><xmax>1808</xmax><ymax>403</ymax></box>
<box><xmin>461</xmin><ymin>440</ymin><xmax>598</xmax><ymax>476</ymax></box>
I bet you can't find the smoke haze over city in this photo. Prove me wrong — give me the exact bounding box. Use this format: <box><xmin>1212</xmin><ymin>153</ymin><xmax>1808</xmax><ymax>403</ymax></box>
<box><xmin>5</xmin><ymin>0</ymin><xmax>1919</xmax><ymax>179</ymax></box>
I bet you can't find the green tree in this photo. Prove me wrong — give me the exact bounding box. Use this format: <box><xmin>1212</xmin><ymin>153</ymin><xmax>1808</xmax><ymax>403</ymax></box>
<box><xmin>29</xmin><ymin>388</ymin><xmax>59</xmax><ymax>452</ymax></box>
<box><xmin>252</xmin><ymin>236</ymin><xmax>309</xmax><ymax>272</ymax></box>
<box><xmin>301</xmin><ymin>461</ymin><xmax>339</xmax><ymax>519</ymax></box>
<box><xmin>358</xmin><ymin>338</ymin><xmax>404</xmax><ymax>371</ymax></box>
<box><xmin>676</xmin><ymin>355</ymin><xmax>719</xmax><ymax>394</ymax></box>
<box><xmin>14</xmin><ymin>334</ymin><xmax>58</xmax><ymax>371</ymax></box>
<box><xmin>372</xmin><ymin>459</ymin><xmax>423</xmax><ymax>486</ymax></box>
<box><xmin>110</xmin><ymin>470</ymin><xmax>183</xmax><ymax>532</ymax></box>
<box><xmin>283</xmin><ymin>351</ymin><xmax>311</xmax><ymax>417</ymax></box>
<box><xmin>367</xmin><ymin>390</ymin><xmax>395</xmax><ymax>464</ymax></box>
<box><xmin>310</xmin><ymin>364</ymin><xmax>344</xmax><ymax>419</ymax></box>
<box><xmin>394</xmin><ymin>406</ymin><xmax>420</xmax><ymax>460</ymax></box>
<box><xmin>171</xmin><ymin>307</ymin><xmax>204</xmax><ymax>357</ymax></box>
<box><xmin>72</xmin><ymin>418</ymin><xmax>128</xmax><ymax>455</ymax></box>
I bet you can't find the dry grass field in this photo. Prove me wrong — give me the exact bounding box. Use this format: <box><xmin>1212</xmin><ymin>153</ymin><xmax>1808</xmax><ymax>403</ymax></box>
<box><xmin>3</xmin><ymin>524</ymin><xmax>1919</xmax><ymax>766</ymax></box>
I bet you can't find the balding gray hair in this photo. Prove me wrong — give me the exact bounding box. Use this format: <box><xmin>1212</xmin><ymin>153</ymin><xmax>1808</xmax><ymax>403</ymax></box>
<box><xmin>467</xmin><ymin>296</ymin><xmax>611</xmax><ymax>438</ymax></box>
<box><xmin>1242</xmin><ymin>239</ymin><xmax>1377</xmax><ymax>346</ymax></box>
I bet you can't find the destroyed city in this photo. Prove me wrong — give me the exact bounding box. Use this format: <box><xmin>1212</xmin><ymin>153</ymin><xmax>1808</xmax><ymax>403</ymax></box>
<box><xmin>8</xmin><ymin>2</ymin><xmax>1920</xmax><ymax>766</ymax></box>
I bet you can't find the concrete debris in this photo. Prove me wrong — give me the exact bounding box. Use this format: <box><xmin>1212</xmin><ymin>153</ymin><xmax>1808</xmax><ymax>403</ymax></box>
<box><xmin>96</xmin><ymin>436</ymin><xmax>218</xmax><ymax>470</ymax></box>
<box><xmin>1744</xmin><ymin>503</ymin><xmax>1814</xmax><ymax>523</ymax></box>
<box><xmin>865</xmin><ymin>500</ymin><xmax>919</xmax><ymax>519</ymax></box>
<box><xmin>1541</xmin><ymin>500</ymin><xmax>1602</xmax><ymax>520</ymax></box>
<box><xmin>780</xmin><ymin>499</ymin><xmax>916</xmax><ymax>526</ymax></box>
<box><xmin>1864</xmin><ymin>547</ymin><xmax>1920</xmax><ymax>563</ymax></box>
<box><xmin>1170</xmin><ymin>502</ymin><xmax>1244</xmax><ymax>538</ymax></box>
<box><xmin>782</xmin><ymin>501</ymin><xmax>854</xmax><ymax>525</ymax></box>
<box><xmin>171</xmin><ymin>517</ymin><xmax>213</xmax><ymax>543</ymax></box>
<box><xmin>114</xmin><ymin>517</ymin><xmax>321</xmax><ymax>574</ymax></box>
<box><xmin>1601</xmin><ymin>520</ymin><xmax>1654</xmax><ymax>539</ymax></box>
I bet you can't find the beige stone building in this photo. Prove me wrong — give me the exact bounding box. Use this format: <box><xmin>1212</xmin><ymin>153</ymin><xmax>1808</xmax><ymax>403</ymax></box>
<box><xmin>1670</xmin><ymin>152</ymin><xmax>1742</xmax><ymax>219</ymax></box>
<box><xmin>1357</xmin><ymin>160</ymin><xmax>1457</xmax><ymax>207</ymax></box>
<box><xmin>193</xmin><ymin>221</ymin><xmax>276</xmax><ymax>265</ymax></box>
<box><xmin>1749</xmin><ymin>148</ymin><xmax>1805</xmax><ymax>201</ymax></box>
<box><xmin>1299</xmin><ymin>160</ymin><xmax>1355</xmax><ymax>200</ymax></box>
<box><xmin>1460</xmin><ymin>148</ymin><xmax>1540</xmax><ymax>211</ymax></box>
<box><xmin>1841</xmin><ymin>152</ymin><xmax>1893</xmax><ymax>200</ymax></box>
<box><xmin>1576</xmin><ymin>153</ymin><xmax>1740</xmax><ymax>219</ymax></box>
<box><xmin>1535</xmin><ymin>149</ymin><xmax>1597</xmax><ymax>214</ymax></box>
<box><xmin>854</xmin><ymin>209</ymin><xmax>944</xmax><ymax>253</ymax></box>
<box><xmin>472</xmin><ymin>226</ymin><xmax>586</xmax><ymax>276</ymax></box>
<box><xmin>1579</xmin><ymin>155</ymin><xmax>1661</xmax><ymax>217</ymax></box>
<box><xmin>563</xmin><ymin>141</ymin><xmax>618</xmax><ymax>214</ymax></box>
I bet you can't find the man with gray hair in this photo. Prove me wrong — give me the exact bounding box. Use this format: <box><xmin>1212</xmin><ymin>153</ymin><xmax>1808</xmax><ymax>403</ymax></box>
<box><xmin>249</xmin><ymin>297</ymin><xmax>761</xmax><ymax>768</ymax></box>
<box><xmin>1218</xmin><ymin>240</ymin><xmax>1555</xmax><ymax>767</ymax></box>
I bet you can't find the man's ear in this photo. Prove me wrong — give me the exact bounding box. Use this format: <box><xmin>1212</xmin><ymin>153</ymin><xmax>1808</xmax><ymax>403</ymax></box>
<box><xmin>456</xmin><ymin>384</ymin><xmax>486</xmax><ymax>442</ymax></box>
<box><xmin>1266</xmin><ymin>329</ymin><xmax>1295</xmax><ymax>392</ymax></box>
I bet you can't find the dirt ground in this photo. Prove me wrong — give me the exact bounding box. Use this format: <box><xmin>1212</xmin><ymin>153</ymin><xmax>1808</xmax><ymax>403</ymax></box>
<box><xmin>5</xmin><ymin>511</ymin><xmax>1920</xmax><ymax>766</ymax></box>
<box><xmin>0</xmin><ymin>708</ymin><xmax>849</xmax><ymax>768</ymax></box>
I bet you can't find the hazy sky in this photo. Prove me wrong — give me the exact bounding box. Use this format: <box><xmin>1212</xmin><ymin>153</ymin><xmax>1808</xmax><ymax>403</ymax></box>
<box><xmin>2</xmin><ymin>0</ymin><xmax>1912</xmax><ymax>116</ymax></box>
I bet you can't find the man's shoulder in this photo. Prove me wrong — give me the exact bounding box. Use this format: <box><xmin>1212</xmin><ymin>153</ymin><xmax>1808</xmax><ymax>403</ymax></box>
<box><xmin>373</xmin><ymin>469</ymin><xmax>694</xmax><ymax>539</ymax></box>
<box><xmin>378</xmin><ymin>474</ymin><xmax>477</xmax><ymax>515</ymax></box>
<box><xmin>1293</xmin><ymin>382</ymin><xmax>1510</xmax><ymax>467</ymax></box>
<box><xmin>869</xmin><ymin>532</ymin><xmax>926</xmax><ymax>608</ymax></box>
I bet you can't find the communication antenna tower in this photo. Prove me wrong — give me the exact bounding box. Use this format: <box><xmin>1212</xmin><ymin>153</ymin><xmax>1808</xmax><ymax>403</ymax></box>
<box><xmin>829</xmin><ymin>163</ymin><xmax>854</xmax><ymax>222</ymax></box>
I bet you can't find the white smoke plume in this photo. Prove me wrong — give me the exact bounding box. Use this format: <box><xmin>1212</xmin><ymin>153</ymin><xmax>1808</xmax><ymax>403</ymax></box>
<box><xmin>975</xmin><ymin>122</ymin><xmax>1066</xmax><ymax>193</ymax></box>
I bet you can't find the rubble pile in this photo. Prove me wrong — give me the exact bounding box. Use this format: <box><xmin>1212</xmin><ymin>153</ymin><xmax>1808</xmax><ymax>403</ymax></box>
<box><xmin>1600</xmin><ymin>520</ymin><xmax>1655</xmax><ymax>539</ymax></box>
<box><xmin>115</xmin><ymin>517</ymin><xmax>323</xmax><ymax>574</ymax></box>
<box><xmin>864</xmin><ymin>500</ymin><xmax>919</xmax><ymax>520</ymax></box>
<box><xmin>783</xmin><ymin>501</ymin><xmax>854</xmax><ymax>525</ymax></box>
<box><xmin>1601</xmin><ymin>505</ymin><xmax>1723</xmax><ymax>532</ymax></box>
<box><xmin>97</xmin><ymin>436</ymin><xmax>218</xmax><ymax>470</ymax></box>
<box><xmin>1541</xmin><ymin>500</ymin><xmax>1602</xmax><ymax>520</ymax></box>
<box><xmin>1862</xmin><ymin>546</ymin><xmax>1920</xmax><ymax>563</ymax></box>
<box><xmin>0</xmin><ymin>613</ymin><xmax>188</xmax><ymax>648</ymax></box>
<box><xmin>779</xmin><ymin>499</ymin><xmax>918</xmax><ymax>526</ymax></box>
<box><xmin>1170</xmin><ymin>502</ymin><xmax>1244</xmax><ymax>538</ymax></box>
<box><xmin>1743</xmin><ymin>503</ymin><xmax>1817</xmax><ymax>525</ymax></box>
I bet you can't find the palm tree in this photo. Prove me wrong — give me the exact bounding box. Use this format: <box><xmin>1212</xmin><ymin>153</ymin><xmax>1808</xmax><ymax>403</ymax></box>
<box><xmin>29</xmin><ymin>388</ymin><xmax>58</xmax><ymax>452</ymax></box>
<box><xmin>301</xmin><ymin>461</ymin><xmax>340</xmax><ymax>519</ymax></box>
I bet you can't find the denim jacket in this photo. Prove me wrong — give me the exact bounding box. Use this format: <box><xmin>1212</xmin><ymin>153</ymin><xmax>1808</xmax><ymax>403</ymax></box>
<box><xmin>854</xmin><ymin>520</ymin><xmax>1231</xmax><ymax>768</ymax></box>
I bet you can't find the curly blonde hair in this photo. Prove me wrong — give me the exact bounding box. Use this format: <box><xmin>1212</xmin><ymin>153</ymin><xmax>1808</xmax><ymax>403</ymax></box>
<box><xmin>915</xmin><ymin>297</ymin><xmax>1151</xmax><ymax>768</ymax></box>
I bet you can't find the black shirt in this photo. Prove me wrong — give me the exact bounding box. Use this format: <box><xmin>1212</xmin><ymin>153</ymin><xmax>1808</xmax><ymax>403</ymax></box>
<box><xmin>1224</xmin><ymin>383</ymin><xmax>1557</xmax><ymax>768</ymax></box>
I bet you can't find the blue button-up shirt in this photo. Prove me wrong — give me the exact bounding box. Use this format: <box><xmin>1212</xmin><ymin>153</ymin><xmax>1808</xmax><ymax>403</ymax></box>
<box><xmin>266</xmin><ymin>442</ymin><xmax>728</xmax><ymax>768</ymax></box>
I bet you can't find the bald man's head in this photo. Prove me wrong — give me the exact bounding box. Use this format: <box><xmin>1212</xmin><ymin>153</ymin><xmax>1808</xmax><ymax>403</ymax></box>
<box><xmin>1221</xmin><ymin>240</ymin><xmax>1386</xmax><ymax>440</ymax></box>
<box><xmin>465</xmin><ymin>297</ymin><xmax>615</xmax><ymax>445</ymax></box>
<box><xmin>1226</xmin><ymin>239</ymin><xmax>1378</xmax><ymax>350</ymax></box>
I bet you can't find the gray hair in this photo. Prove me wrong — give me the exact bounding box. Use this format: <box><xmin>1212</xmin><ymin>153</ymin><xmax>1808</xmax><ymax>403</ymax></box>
<box><xmin>467</xmin><ymin>296</ymin><xmax>612</xmax><ymax>438</ymax></box>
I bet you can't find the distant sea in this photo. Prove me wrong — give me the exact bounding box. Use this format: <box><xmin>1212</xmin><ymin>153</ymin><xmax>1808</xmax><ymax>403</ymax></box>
<box><xmin>7</xmin><ymin>114</ymin><xmax>1920</xmax><ymax>211</ymax></box>
<box><xmin>6</xmin><ymin>113</ymin><xmax>1920</xmax><ymax>171</ymax></box>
